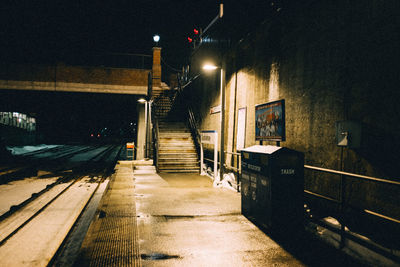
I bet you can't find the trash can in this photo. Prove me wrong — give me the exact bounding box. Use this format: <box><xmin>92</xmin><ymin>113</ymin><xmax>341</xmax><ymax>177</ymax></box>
<box><xmin>126</xmin><ymin>142</ymin><xmax>135</xmax><ymax>160</ymax></box>
<box><xmin>241</xmin><ymin>145</ymin><xmax>304</xmax><ymax>232</ymax></box>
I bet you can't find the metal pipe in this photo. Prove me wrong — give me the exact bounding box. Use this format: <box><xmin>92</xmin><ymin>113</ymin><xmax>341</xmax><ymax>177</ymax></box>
<box><xmin>339</xmin><ymin>146</ymin><xmax>346</xmax><ymax>248</ymax></box>
<box><xmin>304</xmin><ymin>165</ymin><xmax>400</xmax><ymax>186</ymax></box>
<box><xmin>364</xmin><ymin>209</ymin><xmax>400</xmax><ymax>224</ymax></box>
<box><xmin>304</xmin><ymin>190</ymin><xmax>340</xmax><ymax>203</ymax></box>
<box><xmin>225</xmin><ymin>151</ymin><xmax>240</xmax><ymax>156</ymax></box>
<box><xmin>144</xmin><ymin>101</ymin><xmax>148</xmax><ymax>159</ymax></box>
<box><xmin>304</xmin><ymin>165</ymin><xmax>400</xmax><ymax>226</ymax></box>
<box><xmin>220</xmin><ymin>68</ymin><xmax>225</xmax><ymax>182</ymax></box>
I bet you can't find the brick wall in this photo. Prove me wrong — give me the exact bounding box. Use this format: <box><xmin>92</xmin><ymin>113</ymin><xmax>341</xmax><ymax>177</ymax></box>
<box><xmin>0</xmin><ymin>63</ymin><xmax>149</xmax><ymax>86</ymax></box>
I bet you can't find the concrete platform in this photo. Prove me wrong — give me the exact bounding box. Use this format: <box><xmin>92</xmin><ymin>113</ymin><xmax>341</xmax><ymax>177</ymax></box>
<box><xmin>76</xmin><ymin>161</ymin><xmax>140</xmax><ymax>266</ymax></box>
<box><xmin>133</xmin><ymin>168</ymin><xmax>364</xmax><ymax>266</ymax></box>
<box><xmin>75</xmin><ymin>161</ymin><xmax>366</xmax><ymax>266</ymax></box>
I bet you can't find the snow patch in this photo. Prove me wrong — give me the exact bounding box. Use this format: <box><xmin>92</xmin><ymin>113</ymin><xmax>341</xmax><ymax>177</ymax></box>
<box><xmin>7</xmin><ymin>144</ymin><xmax>59</xmax><ymax>155</ymax></box>
<box><xmin>213</xmin><ymin>172</ymin><xmax>239</xmax><ymax>192</ymax></box>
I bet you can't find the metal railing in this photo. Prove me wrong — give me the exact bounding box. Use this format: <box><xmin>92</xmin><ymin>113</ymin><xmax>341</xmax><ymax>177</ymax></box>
<box><xmin>304</xmin><ymin>164</ymin><xmax>400</xmax><ymax>261</ymax></box>
<box><xmin>187</xmin><ymin>107</ymin><xmax>202</xmax><ymax>158</ymax></box>
<box><xmin>152</xmin><ymin>117</ymin><xmax>159</xmax><ymax>172</ymax></box>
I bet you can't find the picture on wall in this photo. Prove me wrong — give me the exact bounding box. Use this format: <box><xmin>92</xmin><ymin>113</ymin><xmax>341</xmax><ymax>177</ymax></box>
<box><xmin>255</xmin><ymin>99</ymin><xmax>285</xmax><ymax>141</ymax></box>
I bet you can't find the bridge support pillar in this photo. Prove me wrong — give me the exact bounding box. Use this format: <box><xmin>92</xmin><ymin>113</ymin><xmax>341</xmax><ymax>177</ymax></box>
<box><xmin>136</xmin><ymin>103</ymin><xmax>146</xmax><ymax>160</ymax></box>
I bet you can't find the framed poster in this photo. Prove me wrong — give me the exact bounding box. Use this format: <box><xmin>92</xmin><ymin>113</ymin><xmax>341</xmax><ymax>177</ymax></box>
<box><xmin>255</xmin><ymin>99</ymin><xmax>285</xmax><ymax>141</ymax></box>
<box><xmin>236</xmin><ymin>107</ymin><xmax>247</xmax><ymax>151</ymax></box>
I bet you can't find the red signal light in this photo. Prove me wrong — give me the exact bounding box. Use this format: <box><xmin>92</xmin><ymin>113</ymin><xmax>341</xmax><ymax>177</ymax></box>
<box><xmin>187</xmin><ymin>37</ymin><xmax>193</xmax><ymax>43</ymax></box>
<box><xmin>194</xmin><ymin>28</ymin><xmax>199</xmax><ymax>35</ymax></box>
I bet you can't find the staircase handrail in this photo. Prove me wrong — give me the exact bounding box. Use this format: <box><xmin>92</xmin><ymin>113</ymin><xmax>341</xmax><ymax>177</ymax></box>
<box><xmin>152</xmin><ymin>111</ymin><xmax>160</xmax><ymax>172</ymax></box>
<box><xmin>172</xmin><ymin>73</ymin><xmax>203</xmax><ymax>160</ymax></box>
<box><xmin>187</xmin><ymin>107</ymin><xmax>202</xmax><ymax>158</ymax></box>
<box><xmin>155</xmin><ymin>72</ymin><xmax>202</xmax><ymax>161</ymax></box>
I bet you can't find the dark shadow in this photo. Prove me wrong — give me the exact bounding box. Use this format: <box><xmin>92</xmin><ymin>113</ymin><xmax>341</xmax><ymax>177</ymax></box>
<box><xmin>247</xmin><ymin>217</ymin><xmax>367</xmax><ymax>267</ymax></box>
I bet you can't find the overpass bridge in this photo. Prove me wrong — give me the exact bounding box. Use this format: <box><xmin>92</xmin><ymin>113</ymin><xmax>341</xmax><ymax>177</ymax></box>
<box><xmin>0</xmin><ymin>48</ymin><xmax>164</xmax><ymax>95</ymax></box>
<box><xmin>0</xmin><ymin>47</ymin><xmax>170</xmax><ymax>159</ymax></box>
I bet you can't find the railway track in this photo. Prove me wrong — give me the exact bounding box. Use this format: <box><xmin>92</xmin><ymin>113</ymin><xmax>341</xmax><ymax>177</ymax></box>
<box><xmin>0</xmin><ymin>144</ymin><xmax>123</xmax><ymax>266</ymax></box>
<box><xmin>0</xmin><ymin>145</ymin><xmax>109</xmax><ymax>184</ymax></box>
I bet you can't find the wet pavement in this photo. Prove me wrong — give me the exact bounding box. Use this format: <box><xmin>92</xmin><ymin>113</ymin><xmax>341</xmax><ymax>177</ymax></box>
<box><xmin>71</xmin><ymin>160</ymin><xmax>367</xmax><ymax>266</ymax></box>
<box><xmin>134</xmin><ymin>168</ymin><xmax>365</xmax><ymax>266</ymax></box>
<box><xmin>135</xmin><ymin>172</ymin><xmax>301</xmax><ymax>266</ymax></box>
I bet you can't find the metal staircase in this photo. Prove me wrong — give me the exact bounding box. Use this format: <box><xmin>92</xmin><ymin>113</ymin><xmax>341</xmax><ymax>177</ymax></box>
<box><xmin>152</xmin><ymin>83</ymin><xmax>199</xmax><ymax>173</ymax></box>
<box><xmin>157</xmin><ymin>120</ymin><xmax>199</xmax><ymax>172</ymax></box>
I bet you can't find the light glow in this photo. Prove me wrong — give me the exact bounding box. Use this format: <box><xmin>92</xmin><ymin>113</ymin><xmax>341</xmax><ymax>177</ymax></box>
<box><xmin>138</xmin><ymin>98</ymin><xmax>147</xmax><ymax>103</ymax></box>
<box><xmin>268</xmin><ymin>62</ymin><xmax>280</xmax><ymax>101</ymax></box>
<box><xmin>153</xmin><ymin>34</ymin><xmax>160</xmax><ymax>43</ymax></box>
<box><xmin>202</xmin><ymin>64</ymin><xmax>218</xmax><ymax>71</ymax></box>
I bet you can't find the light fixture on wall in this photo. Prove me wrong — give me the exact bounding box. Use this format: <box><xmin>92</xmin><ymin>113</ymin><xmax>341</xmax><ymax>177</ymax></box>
<box><xmin>202</xmin><ymin>63</ymin><xmax>218</xmax><ymax>71</ymax></box>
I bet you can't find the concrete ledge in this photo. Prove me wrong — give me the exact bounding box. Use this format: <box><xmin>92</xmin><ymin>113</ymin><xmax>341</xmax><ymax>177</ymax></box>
<box><xmin>0</xmin><ymin>80</ymin><xmax>147</xmax><ymax>95</ymax></box>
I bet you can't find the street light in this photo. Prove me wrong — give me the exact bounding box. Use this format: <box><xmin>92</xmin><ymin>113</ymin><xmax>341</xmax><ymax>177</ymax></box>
<box><xmin>202</xmin><ymin>64</ymin><xmax>218</xmax><ymax>71</ymax></box>
<box><xmin>138</xmin><ymin>98</ymin><xmax>152</xmax><ymax>159</ymax></box>
<box><xmin>202</xmin><ymin>63</ymin><xmax>225</xmax><ymax>182</ymax></box>
<box><xmin>153</xmin><ymin>34</ymin><xmax>160</xmax><ymax>45</ymax></box>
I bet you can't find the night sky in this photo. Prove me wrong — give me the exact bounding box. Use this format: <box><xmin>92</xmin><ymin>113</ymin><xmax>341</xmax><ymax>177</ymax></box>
<box><xmin>0</xmin><ymin>1</ymin><xmax>277</xmax><ymax>65</ymax></box>
<box><xmin>0</xmin><ymin>1</ymin><xmax>277</xmax><ymax>143</ymax></box>
<box><xmin>0</xmin><ymin>1</ymin><xmax>221</xmax><ymax>142</ymax></box>
<box><xmin>0</xmin><ymin>0</ymin><xmax>224</xmax><ymax>66</ymax></box>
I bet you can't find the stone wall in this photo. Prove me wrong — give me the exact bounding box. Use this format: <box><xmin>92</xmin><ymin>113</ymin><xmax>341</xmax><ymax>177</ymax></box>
<box><xmin>190</xmin><ymin>0</ymin><xmax>400</xmax><ymax>181</ymax></box>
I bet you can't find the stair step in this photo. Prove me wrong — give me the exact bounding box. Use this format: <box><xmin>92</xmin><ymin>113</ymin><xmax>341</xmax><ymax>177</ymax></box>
<box><xmin>159</xmin><ymin>133</ymin><xmax>192</xmax><ymax>138</ymax></box>
<box><xmin>159</xmin><ymin>151</ymin><xmax>197</xmax><ymax>154</ymax></box>
<box><xmin>158</xmin><ymin>165</ymin><xmax>200</xmax><ymax>170</ymax></box>
<box><xmin>159</xmin><ymin>133</ymin><xmax>192</xmax><ymax>137</ymax></box>
<box><xmin>159</xmin><ymin>139</ymin><xmax>192</xmax><ymax>143</ymax></box>
<box><xmin>154</xmin><ymin>116</ymin><xmax>200</xmax><ymax>172</ymax></box>
<box><xmin>159</xmin><ymin>147</ymin><xmax>196</xmax><ymax>151</ymax></box>
<box><xmin>158</xmin><ymin>153</ymin><xmax>197</xmax><ymax>158</ymax></box>
<box><xmin>159</xmin><ymin>121</ymin><xmax>185</xmax><ymax>124</ymax></box>
<box><xmin>158</xmin><ymin>170</ymin><xmax>199</xmax><ymax>173</ymax></box>
<box><xmin>159</xmin><ymin>141</ymin><xmax>194</xmax><ymax>146</ymax></box>
<box><xmin>159</xmin><ymin>133</ymin><xmax>191</xmax><ymax>136</ymax></box>
<box><xmin>158</xmin><ymin>138</ymin><xmax>193</xmax><ymax>142</ymax></box>
<box><xmin>158</xmin><ymin>158</ymin><xmax>198</xmax><ymax>162</ymax></box>
<box><xmin>159</xmin><ymin>145</ymin><xmax>194</xmax><ymax>150</ymax></box>
<box><xmin>159</xmin><ymin>126</ymin><xmax>188</xmax><ymax>130</ymax></box>
<box><xmin>158</xmin><ymin>161</ymin><xmax>199</xmax><ymax>165</ymax></box>
<box><xmin>159</xmin><ymin>148</ymin><xmax>196</xmax><ymax>152</ymax></box>
<box><xmin>158</xmin><ymin>157</ymin><xmax>197</xmax><ymax>161</ymax></box>
<box><xmin>159</xmin><ymin>148</ymin><xmax>196</xmax><ymax>151</ymax></box>
<box><xmin>158</xmin><ymin>128</ymin><xmax>190</xmax><ymax>131</ymax></box>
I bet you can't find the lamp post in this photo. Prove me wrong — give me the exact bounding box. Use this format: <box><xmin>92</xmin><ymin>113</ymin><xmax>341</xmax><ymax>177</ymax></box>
<box><xmin>153</xmin><ymin>34</ymin><xmax>160</xmax><ymax>46</ymax></box>
<box><xmin>138</xmin><ymin>98</ymin><xmax>152</xmax><ymax>159</ymax></box>
<box><xmin>202</xmin><ymin>63</ymin><xmax>225</xmax><ymax>181</ymax></box>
